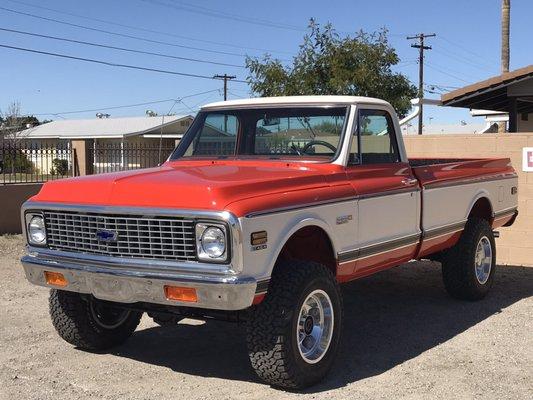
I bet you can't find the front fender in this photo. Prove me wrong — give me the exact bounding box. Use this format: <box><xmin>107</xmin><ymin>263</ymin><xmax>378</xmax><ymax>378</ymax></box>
<box><xmin>238</xmin><ymin>200</ymin><xmax>357</xmax><ymax>280</ymax></box>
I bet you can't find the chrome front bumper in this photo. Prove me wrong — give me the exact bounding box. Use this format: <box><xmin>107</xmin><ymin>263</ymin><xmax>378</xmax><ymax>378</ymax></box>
<box><xmin>21</xmin><ymin>251</ymin><xmax>258</xmax><ymax>311</ymax></box>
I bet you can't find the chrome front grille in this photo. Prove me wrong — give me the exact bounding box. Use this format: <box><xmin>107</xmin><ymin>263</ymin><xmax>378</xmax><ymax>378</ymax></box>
<box><xmin>43</xmin><ymin>211</ymin><xmax>196</xmax><ymax>261</ymax></box>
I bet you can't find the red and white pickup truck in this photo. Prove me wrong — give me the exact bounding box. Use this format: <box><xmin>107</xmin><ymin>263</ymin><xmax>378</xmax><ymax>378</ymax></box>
<box><xmin>21</xmin><ymin>96</ymin><xmax>518</xmax><ymax>389</ymax></box>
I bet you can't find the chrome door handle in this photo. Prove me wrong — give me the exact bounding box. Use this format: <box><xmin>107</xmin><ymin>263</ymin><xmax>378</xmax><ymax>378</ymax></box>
<box><xmin>401</xmin><ymin>178</ymin><xmax>418</xmax><ymax>186</ymax></box>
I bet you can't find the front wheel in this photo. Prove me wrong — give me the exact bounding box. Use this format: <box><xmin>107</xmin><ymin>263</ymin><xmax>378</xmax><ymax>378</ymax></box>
<box><xmin>442</xmin><ymin>218</ymin><xmax>496</xmax><ymax>301</ymax></box>
<box><xmin>246</xmin><ymin>260</ymin><xmax>343</xmax><ymax>389</ymax></box>
<box><xmin>49</xmin><ymin>289</ymin><xmax>142</xmax><ymax>350</ymax></box>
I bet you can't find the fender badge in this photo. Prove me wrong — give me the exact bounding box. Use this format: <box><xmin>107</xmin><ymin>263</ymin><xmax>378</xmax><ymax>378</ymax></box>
<box><xmin>336</xmin><ymin>215</ymin><xmax>353</xmax><ymax>225</ymax></box>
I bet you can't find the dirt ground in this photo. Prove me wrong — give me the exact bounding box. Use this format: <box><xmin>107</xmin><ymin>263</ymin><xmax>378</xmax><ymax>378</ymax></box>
<box><xmin>1</xmin><ymin>234</ymin><xmax>531</xmax><ymax>400</ymax></box>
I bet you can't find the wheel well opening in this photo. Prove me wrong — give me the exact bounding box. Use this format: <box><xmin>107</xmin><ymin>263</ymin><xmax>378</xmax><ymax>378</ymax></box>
<box><xmin>468</xmin><ymin>197</ymin><xmax>493</xmax><ymax>223</ymax></box>
<box><xmin>276</xmin><ymin>226</ymin><xmax>336</xmax><ymax>275</ymax></box>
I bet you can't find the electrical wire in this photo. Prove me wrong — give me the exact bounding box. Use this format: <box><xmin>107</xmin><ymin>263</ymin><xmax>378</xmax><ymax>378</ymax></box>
<box><xmin>439</xmin><ymin>36</ymin><xmax>495</xmax><ymax>66</ymax></box>
<box><xmin>0</xmin><ymin>43</ymin><xmax>248</xmax><ymax>82</ymax></box>
<box><xmin>28</xmin><ymin>89</ymin><xmax>222</xmax><ymax>116</ymax></box>
<box><xmin>141</xmin><ymin>0</ymin><xmax>305</xmax><ymax>32</ymax></box>
<box><xmin>0</xmin><ymin>27</ymin><xmax>245</xmax><ymax>68</ymax></box>
<box><xmin>432</xmin><ymin>47</ymin><xmax>496</xmax><ymax>73</ymax></box>
<box><xmin>425</xmin><ymin>62</ymin><xmax>471</xmax><ymax>83</ymax></box>
<box><xmin>5</xmin><ymin>0</ymin><xmax>294</xmax><ymax>56</ymax></box>
<box><xmin>0</xmin><ymin>5</ymin><xmax>247</xmax><ymax>58</ymax></box>
<box><xmin>142</xmin><ymin>0</ymin><xmax>405</xmax><ymax>38</ymax></box>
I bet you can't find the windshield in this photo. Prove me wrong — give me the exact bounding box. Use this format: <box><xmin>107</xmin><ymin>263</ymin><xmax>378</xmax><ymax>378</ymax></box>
<box><xmin>169</xmin><ymin>106</ymin><xmax>348</xmax><ymax>161</ymax></box>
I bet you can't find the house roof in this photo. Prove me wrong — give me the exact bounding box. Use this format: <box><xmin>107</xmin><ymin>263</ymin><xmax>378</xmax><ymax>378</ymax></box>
<box><xmin>441</xmin><ymin>65</ymin><xmax>533</xmax><ymax>112</ymax></box>
<box><xmin>15</xmin><ymin>115</ymin><xmax>194</xmax><ymax>139</ymax></box>
<box><xmin>203</xmin><ymin>95</ymin><xmax>391</xmax><ymax>110</ymax></box>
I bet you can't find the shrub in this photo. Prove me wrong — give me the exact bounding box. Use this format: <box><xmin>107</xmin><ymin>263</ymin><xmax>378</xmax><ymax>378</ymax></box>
<box><xmin>50</xmin><ymin>158</ymin><xmax>69</xmax><ymax>176</ymax></box>
<box><xmin>2</xmin><ymin>151</ymin><xmax>34</xmax><ymax>174</ymax></box>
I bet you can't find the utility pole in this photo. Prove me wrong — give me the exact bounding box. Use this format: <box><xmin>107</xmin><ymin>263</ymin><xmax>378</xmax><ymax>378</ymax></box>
<box><xmin>213</xmin><ymin>74</ymin><xmax>236</xmax><ymax>132</ymax></box>
<box><xmin>407</xmin><ymin>33</ymin><xmax>436</xmax><ymax>135</ymax></box>
<box><xmin>213</xmin><ymin>74</ymin><xmax>236</xmax><ymax>101</ymax></box>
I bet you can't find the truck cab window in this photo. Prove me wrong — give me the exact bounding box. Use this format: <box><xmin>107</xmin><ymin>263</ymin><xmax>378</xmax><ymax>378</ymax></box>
<box><xmin>183</xmin><ymin>113</ymin><xmax>238</xmax><ymax>157</ymax></box>
<box><xmin>358</xmin><ymin>110</ymin><xmax>400</xmax><ymax>164</ymax></box>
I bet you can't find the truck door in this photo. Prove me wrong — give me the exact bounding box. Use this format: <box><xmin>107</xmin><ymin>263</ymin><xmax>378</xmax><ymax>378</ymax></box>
<box><xmin>344</xmin><ymin>107</ymin><xmax>421</xmax><ymax>275</ymax></box>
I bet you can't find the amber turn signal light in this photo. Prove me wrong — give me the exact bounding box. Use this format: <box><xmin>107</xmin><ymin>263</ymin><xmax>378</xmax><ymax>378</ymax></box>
<box><xmin>251</xmin><ymin>231</ymin><xmax>267</xmax><ymax>246</ymax></box>
<box><xmin>164</xmin><ymin>286</ymin><xmax>198</xmax><ymax>303</ymax></box>
<box><xmin>44</xmin><ymin>271</ymin><xmax>68</xmax><ymax>287</ymax></box>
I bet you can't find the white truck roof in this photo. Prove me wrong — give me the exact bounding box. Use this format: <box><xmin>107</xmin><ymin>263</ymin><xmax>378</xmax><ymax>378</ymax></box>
<box><xmin>202</xmin><ymin>95</ymin><xmax>391</xmax><ymax>110</ymax></box>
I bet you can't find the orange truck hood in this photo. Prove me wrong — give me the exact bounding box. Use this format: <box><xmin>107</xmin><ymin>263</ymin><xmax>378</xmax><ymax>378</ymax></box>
<box><xmin>32</xmin><ymin>160</ymin><xmax>351</xmax><ymax>215</ymax></box>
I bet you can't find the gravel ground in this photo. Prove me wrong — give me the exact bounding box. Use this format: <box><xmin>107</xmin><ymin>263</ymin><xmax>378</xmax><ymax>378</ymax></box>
<box><xmin>1</xmin><ymin>234</ymin><xmax>532</xmax><ymax>400</ymax></box>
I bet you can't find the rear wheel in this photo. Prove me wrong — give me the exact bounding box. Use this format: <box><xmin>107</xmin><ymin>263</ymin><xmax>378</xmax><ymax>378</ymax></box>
<box><xmin>246</xmin><ymin>260</ymin><xmax>343</xmax><ymax>389</ymax></box>
<box><xmin>442</xmin><ymin>218</ymin><xmax>496</xmax><ymax>300</ymax></box>
<box><xmin>49</xmin><ymin>289</ymin><xmax>142</xmax><ymax>350</ymax></box>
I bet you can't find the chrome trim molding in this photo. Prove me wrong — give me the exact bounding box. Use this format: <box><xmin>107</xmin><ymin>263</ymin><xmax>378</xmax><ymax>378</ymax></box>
<box><xmin>338</xmin><ymin>232</ymin><xmax>420</xmax><ymax>264</ymax></box>
<box><xmin>245</xmin><ymin>196</ymin><xmax>356</xmax><ymax>218</ymax></box>
<box><xmin>422</xmin><ymin>220</ymin><xmax>467</xmax><ymax>240</ymax></box>
<box><xmin>21</xmin><ymin>253</ymin><xmax>257</xmax><ymax>311</ymax></box>
<box><xmin>422</xmin><ymin>174</ymin><xmax>517</xmax><ymax>190</ymax></box>
<box><xmin>358</xmin><ymin>187</ymin><xmax>420</xmax><ymax>201</ymax></box>
<box><xmin>255</xmin><ymin>278</ymin><xmax>270</xmax><ymax>294</ymax></box>
<box><xmin>245</xmin><ymin>188</ymin><xmax>420</xmax><ymax>218</ymax></box>
<box><xmin>493</xmin><ymin>206</ymin><xmax>518</xmax><ymax>219</ymax></box>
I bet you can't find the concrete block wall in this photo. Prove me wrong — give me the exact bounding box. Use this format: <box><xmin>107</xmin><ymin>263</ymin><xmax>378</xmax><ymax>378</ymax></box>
<box><xmin>404</xmin><ymin>133</ymin><xmax>533</xmax><ymax>267</ymax></box>
<box><xmin>0</xmin><ymin>184</ymin><xmax>43</xmax><ymax>234</ymax></box>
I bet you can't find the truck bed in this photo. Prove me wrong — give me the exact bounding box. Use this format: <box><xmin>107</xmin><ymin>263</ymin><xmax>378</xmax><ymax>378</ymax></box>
<box><xmin>408</xmin><ymin>157</ymin><xmax>517</xmax><ymax>259</ymax></box>
<box><xmin>409</xmin><ymin>158</ymin><xmax>516</xmax><ymax>188</ymax></box>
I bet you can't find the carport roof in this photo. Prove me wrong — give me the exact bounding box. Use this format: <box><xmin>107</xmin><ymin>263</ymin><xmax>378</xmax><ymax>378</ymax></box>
<box><xmin>441</xmin><ymin>65</ymin><xmax>533</xmax><ymax>113</ymax></box>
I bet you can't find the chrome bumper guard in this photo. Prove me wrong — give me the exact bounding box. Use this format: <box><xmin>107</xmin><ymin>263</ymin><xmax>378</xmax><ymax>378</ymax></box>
<box><xmin>21</xmin><ymin>252</ymin><xmax>257</xmax><ymax>311</ymax></box>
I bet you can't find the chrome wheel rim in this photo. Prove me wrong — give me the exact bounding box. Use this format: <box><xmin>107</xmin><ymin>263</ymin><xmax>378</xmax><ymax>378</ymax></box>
<box><xmin>296</xmin><ymin>289</ymin><xmax>334</xmax><ymax>364</ymax></box>
<box><xmin>90</xmin><ymin>300</ymin><xmax>131</xmax><ymax>329</ymax></box>
<box><xmin>475</xmin><ymin>236</ymin><xmax>492</xmax><ymax>285</ymax></box>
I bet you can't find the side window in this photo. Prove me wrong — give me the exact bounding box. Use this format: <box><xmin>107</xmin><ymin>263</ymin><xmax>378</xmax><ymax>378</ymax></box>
<box><xmin>183</xmin><ymin>114</ymin><xmax>238</xmax><ymax>156</ymax></box>
<box><xmin>358</xmin><ymin>109</ymin><xmax>400</xmax><ymax>164</ymax></box>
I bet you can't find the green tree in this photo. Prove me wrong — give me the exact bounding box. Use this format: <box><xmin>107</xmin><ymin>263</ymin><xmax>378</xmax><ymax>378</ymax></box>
<box><xmin>246</xmin><ymin>20</ymin><xmax>417</xmax><ymax>117</ymax></box>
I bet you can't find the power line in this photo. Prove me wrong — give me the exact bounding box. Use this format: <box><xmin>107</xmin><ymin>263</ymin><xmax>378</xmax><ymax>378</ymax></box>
<box><xmin>425</xmin><ymin>83</ymin><xmax>461</xmax><ymax>90</ymax></box>
<box><xmin>0</xmin><ymin>43</ymin><xmax>248</xmax><ymax>82</ymax></box>
<box><xmin>439</xmin><ymin>36</ymin><xmax>494</xmax><ymax>65</ymax></box>
<box><xmin>425</xmin><ymin>62</ymin><xmax>470</xmax><ymax>83</ymax></box>
<box><xmin>141</xmin><ymin>0</ymin><xmax>305</xmax><ymax>32</ymax></box>
<box><xmin>0</xmin><ymin>27</ymin><xmax>245</xmax><ymax>68</ymax></box>
<box><xmin>432</xmin><ymin>47</ymin><xmax>495</xmax><ymax>73</ymax></box>
<box><xmin>28</xmin><ymin>89</ymin><xmax>221</xmax><ymax>116</ymax></box>
<box><xmin>0</xmin><ymin>5</ymin><xmax>247</xmax><ymax>58</ymax></box>
<box><xmin>5</xmin><ymin>0</ymin><xmax>293</xmax><ymax>56</ymax></box>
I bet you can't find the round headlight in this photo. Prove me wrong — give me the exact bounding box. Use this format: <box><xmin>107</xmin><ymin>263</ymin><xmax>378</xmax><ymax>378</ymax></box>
<box><xmin>28</xmin><ymin>215</ymin><xmax>46</xmax><ymax>244</ymax></box>
<box><xmin>200</xmin><ymin>226</ymin><xmax>226</xmax><ymax>258</ymax></box>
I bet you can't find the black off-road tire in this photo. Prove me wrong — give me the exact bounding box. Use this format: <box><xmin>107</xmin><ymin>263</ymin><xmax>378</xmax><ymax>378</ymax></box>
<box><xmin>49</xmin><ymin>289</ymin><xmax>142</xmax><ymax>350</ymax></box>
<box><xmin>442</xmin><ymin>218</ymin><xmax>496</xmax><ymax>301</ymax></box>
<box><xmin>246</xmin><ymin>260</ymin><xmax>343</xmax><ymax>389</ymax></box>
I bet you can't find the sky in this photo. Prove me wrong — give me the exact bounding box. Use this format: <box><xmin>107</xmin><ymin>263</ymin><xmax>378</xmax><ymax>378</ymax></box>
<box><xmin>0</xmin><ymin>0</ymin><xmax>531</xmax><ymax>126</ymax></box>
